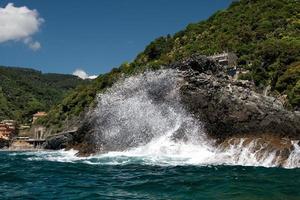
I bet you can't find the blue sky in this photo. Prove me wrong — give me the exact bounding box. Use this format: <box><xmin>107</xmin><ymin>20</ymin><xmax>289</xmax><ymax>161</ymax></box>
<box><xmin>0</xmin><ymin>0</ymin><xmax>232</xmax><ymax>76</ymax></box>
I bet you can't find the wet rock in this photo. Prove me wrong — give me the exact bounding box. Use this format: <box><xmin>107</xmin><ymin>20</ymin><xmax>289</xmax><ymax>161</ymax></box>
<box><xmin>43</xmin><ymin>133</ymin><xmax>73</xmax><ymax>150</ymax></box>
<box><xmin>171</xmin><ymin>55</ymin><xmax>222</xmax><ymax>74</ymax></box>
<box><xmin>0</xmin><ymin>138</ymin><xmax>9</xmax><ymax>149</ymax></box>
<box><xmin>281</xmin><ymin>148</ymin><xmax>291</xmax><ymax>160</ymax></box>
<box><xmin>43</xmin><ymin>115</ymin><xmax>98</xmax><ymax>152</ymax></box>
<box><xmin>176</xmin><ymin>55</ymin><xmax>300</xmax><ymax>139</ymax></box>
<box><xmin>219</xmin><ymin>136</ymin><xmax>296</xmax><ymax>167</ymax></box>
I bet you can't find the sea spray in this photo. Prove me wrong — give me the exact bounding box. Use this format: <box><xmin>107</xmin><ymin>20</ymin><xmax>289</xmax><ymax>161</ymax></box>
<box><xmin>91</xmin><ymin>69</ymin><xmax>208</xmax><ymax>152</ymax></box>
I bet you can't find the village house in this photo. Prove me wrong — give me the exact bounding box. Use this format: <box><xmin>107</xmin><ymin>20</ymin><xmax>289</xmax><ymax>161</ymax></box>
<box><xmin>0</xmin><ymin>123</ymin><xmax>15</xmax><ymax>140</ymax></box>
<box><xmin>1</xmin><ymin>120</ymin><xmax>17</xmax><ymax>130</ymax></box>
<box><xmin>18</xmin><ymin>124</ymin><xmax>47</xmax><ymax>140</ymax></box>
<box><xmin>0</xmin><ymin>113</ymin><xmax>48</xmax><ymax>149</ymax></box>
<box><xmin>32</xmin><ymin>112</ymin><xmax>47</xmax><ymax>124</ymax></box>
<box><xmin>18</xmin><ymin>125</ymin><xmax>31</xmax><ymax>137</ymax></box>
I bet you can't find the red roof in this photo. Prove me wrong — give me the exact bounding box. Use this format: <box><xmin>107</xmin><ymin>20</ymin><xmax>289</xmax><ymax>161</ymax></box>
<box><xmin>33</xmin><ymin>112</ymin><xmax>47</xmax><ymax>117</ymax></box>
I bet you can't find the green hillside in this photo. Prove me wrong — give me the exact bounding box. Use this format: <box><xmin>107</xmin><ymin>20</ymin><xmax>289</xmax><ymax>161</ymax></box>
<box><xmin>41</xmin><ymin>0</ymin><xmax>300</xmax><ymax>133</ymax></box>
<box><xmin>0</xmin><ymin>66</ymin><xmax>88</xmax><ymax>123</ymax></box>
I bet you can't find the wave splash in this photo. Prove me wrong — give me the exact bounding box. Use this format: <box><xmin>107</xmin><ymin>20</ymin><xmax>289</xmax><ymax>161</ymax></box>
<box><xmin>91</xmin><ymin>69</ymin><xmax>206</xmax><ymax>152</ymax></box>
<box><xmin>16</xmin><ymin>69</ymin><xmax>300</xmax><ymax>168</ymax></box>
<box><xmin>13</xmin><ymin>137</ymin><xmax>300</xmax><ymax>168</ymax></box>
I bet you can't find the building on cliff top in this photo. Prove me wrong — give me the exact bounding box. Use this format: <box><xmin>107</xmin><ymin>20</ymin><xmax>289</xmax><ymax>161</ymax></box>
<box><xmin>209</xmin><ymin>52</ymin><xmax>238</xmax><ymax>78</ymax></box>
<box><xmin>209</xmin><ymin>52</ymin><xmax>238</xmax><ymax>68</ymax></box>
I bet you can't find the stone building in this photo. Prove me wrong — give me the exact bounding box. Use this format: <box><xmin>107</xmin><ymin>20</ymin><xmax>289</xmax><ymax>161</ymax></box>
<box><xmin>18</xmin><ymin>125</ymin><xmax>31</xmax><ymax>137</ymax></box>
<box><xmin>1</xmin><ymin>120</ymin><xmax>17</xmax><ymax>130</ymax></box>
<box><xmin>0</xmin><ymin>120</ymin><xmax>17</xmax><ymax>139</ymax></box>
<box><xmin>209</xmin><ymin>52</ymin><xmax>238</xmax><ymax>68</ymax></box>
<box><xmin>30</xmin><ymin>125</ymin><xmax>47</xmax><ymax>140</ymax></box>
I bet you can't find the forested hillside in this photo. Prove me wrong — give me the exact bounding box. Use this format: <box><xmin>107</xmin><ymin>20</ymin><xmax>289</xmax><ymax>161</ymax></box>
<box><xmin>0</xmin><ymin>66</ymin><xmax>88</xmax><ymax>123</ymax></box>
<box><xmin>41</xmin><ymin>0</ymin><xmax>300</xmax><ymax>133</ymax></box>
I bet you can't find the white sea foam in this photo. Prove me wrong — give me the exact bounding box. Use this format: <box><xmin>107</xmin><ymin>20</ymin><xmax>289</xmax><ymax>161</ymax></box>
<box><xmin>285</xmin><ymin>141</ymin><xmax>300</xmax><ymax>169</ymax></box>
<box><xmin>14</xmin><ymin>138</ymin><xmax>299</xmax><ymax>168</ymax></box>
<box><xmin>22</xmin><ymin>149</ymin><xmax>85</xmax><ymax>163</ymax></box>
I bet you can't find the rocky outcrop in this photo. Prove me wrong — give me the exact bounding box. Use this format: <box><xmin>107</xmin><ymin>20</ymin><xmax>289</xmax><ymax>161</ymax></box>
<box><xmin>43</xmin><ymin>133</ymin><xmax>74</xmax><ymax>150</ymax></box>
<box><xmin>44</xmin><ymin>55</ymin><xmax>300</xmax><ymax>154</ymax></box>
<box><xmin>43</xmin><ymin>119</ymin><xmax>97</xmax><ymax>155</ymax></box>
<box><xmin>174</xmin><ymin>55</ymin><xmax>300</xmax><ymax>140</ymax></box>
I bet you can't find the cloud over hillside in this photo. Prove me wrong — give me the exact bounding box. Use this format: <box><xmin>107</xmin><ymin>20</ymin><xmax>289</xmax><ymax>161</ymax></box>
<box><xmin>73</xmin><ymin>69</ymin><xmax>98</xmax><ymax>79</ymax></box>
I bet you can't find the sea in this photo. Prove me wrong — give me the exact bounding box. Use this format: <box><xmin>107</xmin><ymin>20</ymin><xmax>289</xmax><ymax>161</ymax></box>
<box><xmin>0</xmin><ymin>150</ymin><xmax>299</xmax><ymax>200</ymax></box>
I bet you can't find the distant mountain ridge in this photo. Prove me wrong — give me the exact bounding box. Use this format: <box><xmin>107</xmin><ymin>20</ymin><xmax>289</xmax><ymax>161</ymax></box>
<box><xmin>0</xmin><ymin>66</ymin><xmax>88</xmax><ymax>123</ymax></box>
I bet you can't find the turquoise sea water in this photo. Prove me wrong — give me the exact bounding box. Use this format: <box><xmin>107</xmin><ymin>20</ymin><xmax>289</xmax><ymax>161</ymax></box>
<box><xmin>0</xmin><ymin>151</ymin><xmax>300</xmax><ymax>200</ymax></box>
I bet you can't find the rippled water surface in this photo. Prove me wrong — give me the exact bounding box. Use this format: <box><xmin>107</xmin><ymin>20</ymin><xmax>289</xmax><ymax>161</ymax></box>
<box><xmin>0</xmin><ymin>151</ymin><xmax>300</xmax><ymax>200</ymax></box>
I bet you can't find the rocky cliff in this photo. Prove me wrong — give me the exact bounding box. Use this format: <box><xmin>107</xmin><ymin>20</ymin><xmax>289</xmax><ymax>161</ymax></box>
<box><xmin>44</xmin><ymin>56</ymin><xmax>300</xmax><ymax>156</ymax></box>
<box><xmin>175</xmin><ymin>55</ymin><xmax>300</xmax><ymax>140</ymax></box>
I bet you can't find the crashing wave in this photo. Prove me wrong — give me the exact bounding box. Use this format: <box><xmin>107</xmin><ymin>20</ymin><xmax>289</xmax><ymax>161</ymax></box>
<box><xmin>34</xmin><ymin>69</ymin><xmax>300</xmax><ymax>168</ymax></box>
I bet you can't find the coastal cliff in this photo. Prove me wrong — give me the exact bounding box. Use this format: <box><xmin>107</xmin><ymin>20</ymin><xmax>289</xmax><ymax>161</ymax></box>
<box><xmin>44</xmin><ymin>56</ymin><xmax>300</xmax><ymax>161</ymax></box>
<box><xmin>176</xmin><ymin>56</ymin><xmax>300</xmax><ymax>140</ymax></box>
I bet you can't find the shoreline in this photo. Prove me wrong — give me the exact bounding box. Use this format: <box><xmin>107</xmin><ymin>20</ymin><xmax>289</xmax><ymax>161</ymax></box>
<box><xmin>0</xmin><ymin>148</ymin><xmax>51</xmax><ymax>152</ymax></box>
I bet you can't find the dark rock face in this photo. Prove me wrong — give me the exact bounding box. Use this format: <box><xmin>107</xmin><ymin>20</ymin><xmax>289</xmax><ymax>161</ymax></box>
<box><xmin>176</xmin><ymin>55</ymin><xmax>300</xmax><ymax>140</ymax></box>
<box><xmin>43</xmin><ymin>118</ymin><xmax>98</xmax><ymax>155</ymax></box>
<box><xmin>43</xmin><ymin>133</ymin><xmax>74</xmax><ymax>150</ymax></box>
<box><xmin>0</xmin><ymin>139</ymin><xmax>9</xmax><ymax>149</ymax></box>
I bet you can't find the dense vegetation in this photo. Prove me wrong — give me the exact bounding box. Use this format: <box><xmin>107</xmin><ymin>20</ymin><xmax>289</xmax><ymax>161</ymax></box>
<box><xmin>0</xmin><ymin>66</ymin><xmax>88</xmax><ymax>123</ymax></box>
<box><xmin>41</xmin><ymin>0</ymin><xmax>300</xmax><ymax>133</ymax></box>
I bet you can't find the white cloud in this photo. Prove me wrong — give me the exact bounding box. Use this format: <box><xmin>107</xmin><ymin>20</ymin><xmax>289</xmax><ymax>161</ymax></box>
<box><xmin>0</xmin><ymin>3</ymin><xmax>44</xmax><ymax>50</ymax></box>
<box><xmin>73</xmin><ymin>69</ymin><xmax>98</xmax><ymax>80</ymax></box>
<box><xmin>24</xmin><ymin>37</ymin><xmax>41</xmax><ymax>51</ymax></box>
<box><xmin>28</xmin><ymin>41</ymin><xmax>41</xmax><ymax>51</ymax></box>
